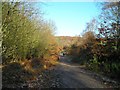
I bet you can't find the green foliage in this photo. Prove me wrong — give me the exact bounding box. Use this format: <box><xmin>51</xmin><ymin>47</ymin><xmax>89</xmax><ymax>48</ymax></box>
<box><xmin>87</xmin><ymin>55</ymin><xmax>100</xmax><ymax>72</ymax></box>
<box><xmin>2</xmin><ymin>2</ymin><xmax>58</xmax><ymax>64</ymax></box>
<box><xmin>2</xmin><ymin>2</ymin><xmax>60</xmax><ymax>87</ymax></box>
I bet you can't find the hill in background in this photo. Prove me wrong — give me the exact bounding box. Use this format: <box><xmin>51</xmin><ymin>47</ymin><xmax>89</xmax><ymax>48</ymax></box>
<box><xmin>55</xmin><ymin>36</ymin><xmax>80</xmax><ymax>48</ymax></box>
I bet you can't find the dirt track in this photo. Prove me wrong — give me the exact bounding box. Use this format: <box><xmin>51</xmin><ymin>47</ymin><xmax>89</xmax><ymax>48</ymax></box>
<box><xmin>55</xmin><ymin>56</ymin><xmax>107</xmax><ymax>88</ymax></box>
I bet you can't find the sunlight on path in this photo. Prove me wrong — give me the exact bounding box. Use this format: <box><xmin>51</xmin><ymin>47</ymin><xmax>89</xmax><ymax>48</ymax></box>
<box><xmin>58</xmin><ymin>62</ymin><xmax>84</xmax><ymax>68</ymax></box>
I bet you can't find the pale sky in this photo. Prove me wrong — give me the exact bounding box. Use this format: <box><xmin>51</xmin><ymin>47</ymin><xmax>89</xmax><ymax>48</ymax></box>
<box><xmin>34</xmin><ymin>2</ymin><xmax>101</xmax><ymax>36</ymax></box>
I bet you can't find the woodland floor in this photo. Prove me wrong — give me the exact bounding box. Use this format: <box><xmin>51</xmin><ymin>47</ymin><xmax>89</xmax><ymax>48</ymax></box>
<box><xmin>2</xmin><ymin>56</ymin><xmax>120</xmax><ymax>89</ymax></box>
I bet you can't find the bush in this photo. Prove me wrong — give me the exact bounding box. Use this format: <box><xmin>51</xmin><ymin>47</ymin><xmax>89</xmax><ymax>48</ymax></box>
<box><xmin>86</xmin><ymin>55</ymin><xmax>100</xmax><ymax>72</ymax></box>
<box><xmin>111</xmin><ymin>63</ymin><xmax>120</xmax><ymax>80</ymax></box>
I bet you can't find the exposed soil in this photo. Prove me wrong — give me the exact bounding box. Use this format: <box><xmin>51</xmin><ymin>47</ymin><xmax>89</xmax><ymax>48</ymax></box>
<box><xmin>54</xmin><ymin>56</ymin><xmax>120</xmax><ymax>88</ymax></box>
<box><xmin>2</xmin><ymin>56</ymin><xmax>120</xmax><ymax>89</ymax></box>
